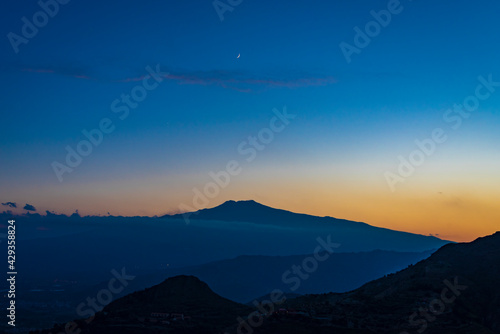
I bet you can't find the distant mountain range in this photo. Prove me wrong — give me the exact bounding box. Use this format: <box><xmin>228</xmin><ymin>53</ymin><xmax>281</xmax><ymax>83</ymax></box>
<box><xmin>2</xmin><ymin>200</ymin><xmax>456</xmax><ymax>332</ymax></box>
<box><xmin>33</xmin><ymin>231</ymin><xmax>500</xmax><ymax>334</ymax></box>
<box><xmin>10</xmin><ymin>200</ymin><xmax>452</xmax><ymax>283</ymax></box>
<box><xmin>132</xmin><ymin>249</ymin><xmax>435</xmax><ymax>303</ymax></box>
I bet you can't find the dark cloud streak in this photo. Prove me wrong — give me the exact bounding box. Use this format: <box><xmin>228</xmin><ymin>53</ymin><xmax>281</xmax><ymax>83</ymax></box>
<box><xmin>23</xmin><ymin>204</ymin><xmax>36</xmax><ymax>211</ymax></box>
<box><xmin>18</xmin><ymin>66</ymin><xmax>337</xmax><ymax>92</ymax></box>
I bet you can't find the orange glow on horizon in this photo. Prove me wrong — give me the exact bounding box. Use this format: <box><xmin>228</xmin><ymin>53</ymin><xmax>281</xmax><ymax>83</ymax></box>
<box><xmin>7</xmin><ymin>164</ymin><xmax>499</xmax><ymax>243</ymax></box>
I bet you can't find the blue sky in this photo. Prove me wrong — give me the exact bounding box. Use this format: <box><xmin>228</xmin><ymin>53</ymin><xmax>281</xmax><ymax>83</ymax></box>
<box><xmin>1</xmin><ymin>0</ymin><xmax>499</xmax><ymax>241</ymax></box>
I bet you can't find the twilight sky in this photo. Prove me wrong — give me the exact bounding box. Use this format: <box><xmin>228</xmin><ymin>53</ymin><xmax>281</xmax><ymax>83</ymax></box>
<box><xmin>1</xmin><ymin>0</ymin><xmax>499</xmax><ymax>242</ymax></box>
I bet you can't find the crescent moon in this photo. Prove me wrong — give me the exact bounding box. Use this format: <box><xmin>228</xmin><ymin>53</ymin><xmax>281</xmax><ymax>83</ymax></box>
<box><xmin>237</xmin><ymin>53</ymin><xmax>240</xmax><ymax>58</ymax></box>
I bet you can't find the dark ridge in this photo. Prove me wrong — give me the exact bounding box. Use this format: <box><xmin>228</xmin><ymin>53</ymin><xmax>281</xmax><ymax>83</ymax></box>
<box><xmin>285</xmin><ymin>231</ymin><xmax>500</xmax><ymax>333</ymax></box>
<box><xmin>33</xmin><ymin>275</ymin><xmax>253</xmax><ymax>334</ymax></box>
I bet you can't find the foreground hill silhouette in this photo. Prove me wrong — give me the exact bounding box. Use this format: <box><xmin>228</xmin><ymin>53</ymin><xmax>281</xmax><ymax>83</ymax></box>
<box><xmin>34</xmin><ymin>232</ymin><xmax>500</xmax><ymax>334</ymax></box>
<box><xmin>33</xmin><ymin>275</ymin><xmax>253</xmax><ymax>334</ymax></box>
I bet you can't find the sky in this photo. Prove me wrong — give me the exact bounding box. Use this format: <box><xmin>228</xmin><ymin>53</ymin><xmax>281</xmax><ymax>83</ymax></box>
<box><xmin>0</xmin><ymin>0</ymin><xmax>499</xmax><ymax>242</ymax></box>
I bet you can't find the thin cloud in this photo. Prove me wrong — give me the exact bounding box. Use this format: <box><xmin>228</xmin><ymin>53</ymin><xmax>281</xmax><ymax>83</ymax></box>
<box><xmin>19</xmin><ymin>66</ymin><xmax>337</xmax><ymax>92</ymax></box>
<box><xmin>1</xmin><ymin>202</ymin><xmax>17</xmax><ymax>208</ymax></box>
<box><xmin>20</xmin><ymin>66</ymin><xmax>91</xmax><ymax>80</ymax></box>
<box><xmin>147</xmin><ymin>69</ymin><xmax>337</xmax><ymax>92</ymax></box>
<box><xmin>21</xmin><ymin>68</ymin><xmax>54</xmax><ymax>74</ymax></box>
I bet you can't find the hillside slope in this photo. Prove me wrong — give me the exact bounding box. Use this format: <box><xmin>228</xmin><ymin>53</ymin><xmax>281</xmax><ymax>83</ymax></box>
<box><xmin>284</xmin><ymin>232</ymin><xmax>500</xmax><ymax>333</ymax></box>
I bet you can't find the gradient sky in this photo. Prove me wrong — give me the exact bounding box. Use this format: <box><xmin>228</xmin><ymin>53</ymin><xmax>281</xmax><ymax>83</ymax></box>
<box><xmin>1</xmin><ymin>0</ymin><xmax>499</xmax><ymax>242</ymax></box>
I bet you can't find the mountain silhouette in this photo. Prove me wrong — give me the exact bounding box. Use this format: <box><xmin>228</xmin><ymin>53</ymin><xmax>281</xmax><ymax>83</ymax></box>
<box><xmin>284</xmin><ymin>231</ymin><xmax>500</xmax><ymax>333</ymax></box>
<box><xmin>163</xmin><ymin>200</ymin><xmax>452</xmax><ymax>252</ymax></box>
<box><xmin>32</xmin><ymin>232</ymin><xmax>500</xmax><ymax>334</ymax></box>
<box><xmin>165</xmin><ymin>199</ymin><xmax>369</xmax><ymax>227</ymax></box>
<box><xmin>104</xmin><ymin>275</ymin><xmax>252</xmax><ymax>317</ymax></box>
<box><xmin>33</xmin><ymin>275</ymin><xmax>253</xmax><ymax>334</ymax></box>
